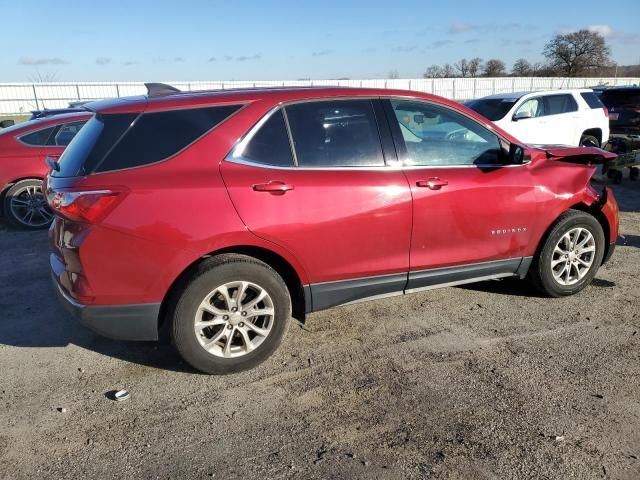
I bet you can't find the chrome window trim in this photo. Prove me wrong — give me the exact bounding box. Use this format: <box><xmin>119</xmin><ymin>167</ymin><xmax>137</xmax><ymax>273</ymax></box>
<box><xmin>225</xmin><ymin>95</ymin><xmax>532</xmax><ymax>171</ymax></box>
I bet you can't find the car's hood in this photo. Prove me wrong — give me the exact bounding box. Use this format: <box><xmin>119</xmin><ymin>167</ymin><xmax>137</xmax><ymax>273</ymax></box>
<box><xmin>531</xmin><ymin>144</ymin><xmax>617</xmax><ymax>165</ymax></box>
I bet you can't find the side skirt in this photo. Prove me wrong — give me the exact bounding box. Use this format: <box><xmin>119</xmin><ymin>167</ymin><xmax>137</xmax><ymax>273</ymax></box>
<box><xmin>308</xmin><ymin>257</ymin><xmax>532</xmax><ymax>313</ymax></box>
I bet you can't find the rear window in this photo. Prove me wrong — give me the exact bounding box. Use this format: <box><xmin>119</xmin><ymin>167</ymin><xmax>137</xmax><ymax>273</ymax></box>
<box><xmin>580</xmin><ymin>92</ymin><xmax>605</xmax><ymax>109</ymax></box>
<box><xmin>600</xmin><ymin>90</ymin><xmax>640</xmax><ymax>108</ymax></box>
<box><xmin>54</xmin><ymin>105</ymin><xmax>241</xmax><ymax>177</ymax></box>
<box><xmin>465</xmin><ymin>98</ymin><xmax>517</xmax><ymax>121</ymax></box>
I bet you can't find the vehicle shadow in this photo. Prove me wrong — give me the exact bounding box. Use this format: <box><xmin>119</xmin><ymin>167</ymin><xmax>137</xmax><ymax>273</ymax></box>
<box><xmin>620</xmin><ymin>234</ymin><xmax>640</xmax><ymax>248</ymax></box>
<box><xmin>457</xmin><ymin>277</ymin><xmax>544</xmax><ymax>298</ymax></box>
<box><xmin>0</xmin><ymin>231</ymin><xmax>197</xmax><ymax>373</ymax></box>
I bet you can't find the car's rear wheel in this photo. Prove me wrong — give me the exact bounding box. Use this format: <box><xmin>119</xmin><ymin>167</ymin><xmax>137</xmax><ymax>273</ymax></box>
<box><xmin>3</xmin><ymin>179</ymin><xmax>53</xmax><ymax>229</ymax></box>
<box><xmin>169</xmin><ymin>254</ymin><xmax>291</xmax><ymax>374</ymax></box>
<box><xmin>579</xmin><ymin>134</ymin><xmax>600</xmax><ymax>147</ymax></box>
<box><xmin>530</xmin><ymin>210</ymin><xmax>605</xmax><ymax>297</ymax></box>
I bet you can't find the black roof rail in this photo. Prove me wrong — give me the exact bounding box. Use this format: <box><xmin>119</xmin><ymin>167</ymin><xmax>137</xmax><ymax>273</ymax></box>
<box><xmin>145</xmin><ymin>82</ymin><xmax>181</xmax><ymax>97</ymax></box>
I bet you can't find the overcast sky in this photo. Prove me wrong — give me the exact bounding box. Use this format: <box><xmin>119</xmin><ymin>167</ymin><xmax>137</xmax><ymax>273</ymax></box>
<box><xmin>2</xmin><ymin>0</ymin><xmax>639</xmax><ymax>81</ymax></box>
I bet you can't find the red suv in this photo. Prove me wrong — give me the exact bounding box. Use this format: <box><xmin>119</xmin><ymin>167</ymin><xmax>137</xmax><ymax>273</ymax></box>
<box><xmin>47</xmin><ymin>85</ymin><xmax>619</xmax><ymax>374</ymax></box>
<box><xmin>0</xmin><ymin>112</ymin><xmax>91</xmax><ymax>228</ymax></box>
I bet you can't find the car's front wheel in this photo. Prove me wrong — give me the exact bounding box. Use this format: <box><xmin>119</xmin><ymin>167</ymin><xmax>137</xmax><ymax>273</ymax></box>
<box><xmin>530</xmin><ymin>210</ymin><xmax>605</xmax><ymax>297</ymax></box>
<box><xmin>169</xmin><ymin>254</ymin><xmax>291</xmax><ymax>374</ymax></box>
<box><xmin>3</xmin><ymin>179</ymin><xmax>54</xmax><ymax>229</ymax></box>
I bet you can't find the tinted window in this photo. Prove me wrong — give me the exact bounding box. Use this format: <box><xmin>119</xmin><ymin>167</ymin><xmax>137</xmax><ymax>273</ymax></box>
<box><xmin>580</xmin><ymin>92</ymin><xmax>604</xmax><ymax>109</ymax></box>
<box><xmin>235</xmin><ymin>110</ymin><xmax>294</xmax><ymax>167</ymax></box>
<box><xmin>465</xmin><ymin>98</ymin><xmax>517</xmax><ymax>121</ymax></box>
<box><xmin>95</xmin><ymin>105</ymin><xmax>241</xmax><ymax>172</ymax></box>
<box><xmin>54</xmin><ymin>113</ymin><xmax>137</xmax><ymax>177</ymax></box>
<box><xmin>544</xmin><ymin>94</ymin><xmax>578</xmax><ymax>115</ymax></box>
<box><xmin>20</xmin><ymin>126</ymin><xmax>56</xmax><ymax>146</ymax></box>
<box><xmin>600</xmin><ymin>90</ymin><xmax>640</xmax><ymax>108</ymax></box>
<box><xmin>390</xmin><ymin>100</ymin><xmax>502</xmax><ymax>166</ymax></box>
<box><xmin>285</xmin><ymin>100</ymin><xmax>384</xmax><ymax>167</ymax></box>
<box><xmin>515</xmin><ymin>97</ymin><xmax>544</xmax><ymax>118</ymax></box>
<box><xmin>52</xmin><ymin>121</ymin><xmax>87</xmax><ymax>146</ymax></box>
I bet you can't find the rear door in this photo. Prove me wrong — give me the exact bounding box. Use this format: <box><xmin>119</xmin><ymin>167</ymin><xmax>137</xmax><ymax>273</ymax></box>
<box><xmin>541</xmin><ymin>94</ymin><xmax>580</xmax><ymax>145</ymax></box>
<box><xmin>220</xmin><ymin>99</ymin><xmax>413</xmax><ymax>310</ymax></box>
<box><xmin>383</xmin><ymin>99</ymin><xmax>537</xmax><ymax>291</ymax></box>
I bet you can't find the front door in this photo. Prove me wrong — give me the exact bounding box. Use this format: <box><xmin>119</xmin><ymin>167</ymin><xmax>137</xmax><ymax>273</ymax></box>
<box><xmin>220</xmin><ymin>99</ymin><xmax>413</xmax><ymax>309</ymax></box>
<box><xmin>383</xmin><ymin>99</ymin><xmax>537</xmax><ymax>291</ymax></box>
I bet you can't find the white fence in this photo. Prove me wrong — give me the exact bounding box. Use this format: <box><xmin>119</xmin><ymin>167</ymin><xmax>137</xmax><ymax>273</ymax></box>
<box><xmin>1</xmin><ymin>77</ymin><xmax>638</xmax><ymax>115</ymax></box>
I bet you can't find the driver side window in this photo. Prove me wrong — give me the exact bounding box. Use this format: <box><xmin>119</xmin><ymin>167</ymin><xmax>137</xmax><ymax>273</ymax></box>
<box><xmin>389</xmin><ymin>100</ymin><xmax>502</xmax><ymax>166</ymax></box>
<box><xmin>515</xmin><ymin>97</ymin><xmax>544</xmax><ymax>118</ymax></box>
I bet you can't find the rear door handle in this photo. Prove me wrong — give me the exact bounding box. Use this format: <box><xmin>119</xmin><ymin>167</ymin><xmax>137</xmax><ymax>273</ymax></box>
<box><xmin>416</xmin><ymin>178</ymin><xmax>448</xmax><ymax>190</ymax></box>
<box><xmin>252</xmin><ymin>181</ymin><xmax>294</xmax><ymax>194</ymax></box>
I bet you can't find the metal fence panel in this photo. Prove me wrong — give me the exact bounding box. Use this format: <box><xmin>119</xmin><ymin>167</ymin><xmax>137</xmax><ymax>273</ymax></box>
<box><xmin>0</xmin><ymin>77</ymin><xmax>638</xmax><ymax>115</ymax></box>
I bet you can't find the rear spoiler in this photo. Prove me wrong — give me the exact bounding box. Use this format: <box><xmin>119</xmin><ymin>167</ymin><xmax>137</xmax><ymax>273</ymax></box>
<box><xmin>541</xmin><ymin>146</ymin><xmax>617</xmax><ymax>165</ymax></box>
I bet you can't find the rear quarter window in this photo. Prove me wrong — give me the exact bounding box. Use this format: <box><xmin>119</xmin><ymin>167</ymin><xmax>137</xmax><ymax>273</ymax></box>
<box><xmin>95</xmin><ymin>105</ymin><xmax>242</xmax><ymax>172</ymax></box>
<box><xmin>19</xmin><ymin>126</ymin><xmax>56</xmax><ymax>146</ymax></box>
<box><xmin>580</xmin><ymin>92</ymin><xmax>604</xmax><ymax>109</ymax></box>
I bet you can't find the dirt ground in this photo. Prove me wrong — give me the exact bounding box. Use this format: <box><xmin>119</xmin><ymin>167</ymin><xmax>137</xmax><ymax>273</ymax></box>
<box><xmin>0</xmin><ymin>181</ymin><xmax>638</xmax><ymax>480</ymax></box>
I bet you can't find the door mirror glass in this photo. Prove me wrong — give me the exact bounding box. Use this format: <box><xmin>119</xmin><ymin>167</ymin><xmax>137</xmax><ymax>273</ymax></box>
<box><xmin>513</xmin><ymin>110</ymin><xmax>532</xmax><ymax>121</ymax></box>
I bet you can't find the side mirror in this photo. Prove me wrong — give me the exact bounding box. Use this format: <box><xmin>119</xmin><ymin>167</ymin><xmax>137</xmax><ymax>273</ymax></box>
<box><xmin>508</xmin><ymin>143</ymin><xmax>528</xmax><ymax>164</ymax></box>
<box><xmin>513</xmin><ymin>111</ymin><xmax>532</xmax><ymax>122</ymax></box>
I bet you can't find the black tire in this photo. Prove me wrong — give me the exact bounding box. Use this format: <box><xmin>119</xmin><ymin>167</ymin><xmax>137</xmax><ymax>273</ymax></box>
<box><xmin>2</xmin><ymin>179</ymin><xmax>53</xmax><ymax>230</ymax></box>
<box><xmin>169</xmin><ymin>254</ymin><xmax>291</xmax><ymax>374</ymax></box>
<box><xmin>630</xmin><ymin>167</ymin><xmax>639</xmax><ymax>181</ymax></box>
<box><xmin>579</xmin><ymin>134</ymin><xmax>600</xmax><ymax>147</ymax></box>
<box><xmin>530</xmin><ymin>210</ymin><xmax>605</xmax><ymax>297</ymax></box>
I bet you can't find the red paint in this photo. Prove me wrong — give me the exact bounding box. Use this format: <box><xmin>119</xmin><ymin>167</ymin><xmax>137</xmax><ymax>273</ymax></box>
<box><xmin>46</xmin><ymin>88</ymin><xmax>619</xmax><ymax>307</ymax></box>
<box><xmin>0</xmin><ymin>113</ymin><xmax>92</xmax><ymax>190</ymax></box>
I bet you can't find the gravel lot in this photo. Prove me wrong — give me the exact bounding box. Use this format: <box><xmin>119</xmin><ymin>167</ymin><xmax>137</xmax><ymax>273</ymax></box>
<box><xmin>0</xmin><ymin>181</ymin><xmax>638</xmax><ymax>480</ymax></box>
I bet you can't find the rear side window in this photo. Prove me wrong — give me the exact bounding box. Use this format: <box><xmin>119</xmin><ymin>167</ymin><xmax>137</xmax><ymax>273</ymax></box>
<box><xmin>19</xmin><ymin>126</ymin><xmax>56</xmax><ymax>146</ymax></box>
<box><xmin>52</xmin><ymin>121</ymin><xmax>87</xmax><ymax>146</ymax></box>
<box><xmin>580</xmin><ymin>92</ymin><xmax>604</xmax><ymax>109</ymax></box>
<box><xmin>54</xmin><ymin>113</ymin><xmax>137</xmax><ymax>177</ymax></box>
<box><xmin>55</xmin><ymin>105</ymin><xmax>241</xmax><ymax>177</ymax></box>
<box><xmin>235</xmin><ymin>110</ymin><xmax>294</xmax><ymax>167</ymax></box>
<box><xmin>544</xmin><ymin>94</ymin><xmax>578</xmax><ymax>115</ymax></box>
<box><xmin>285</xmin><ymin>100</ymin><xmax>385</xmax><ymax>167</ymax></box>
<box><xmin>95</xmin><ymin>105</ymin><xmax>242</xmax><ymax>172</ymax></box>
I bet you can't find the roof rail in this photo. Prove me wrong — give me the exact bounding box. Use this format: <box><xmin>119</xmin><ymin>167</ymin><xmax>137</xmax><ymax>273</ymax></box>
<box><xmin>145</xmin><ymin>82</ymin><xmax>181</xmax><ymax>97</ymax></box>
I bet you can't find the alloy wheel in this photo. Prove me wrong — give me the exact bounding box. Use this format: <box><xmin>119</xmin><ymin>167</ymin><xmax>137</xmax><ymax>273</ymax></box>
<box><xmin>551</xmin><ymin>227</ymin><xmax>596</xmax><ymax>286</ymax></box>
<box><xmin>8</xmin><ymin>183</ymin><xmax>53</xmax><ymax>228</ymax></box>
<box><xmin>194</xmin><ymin>281</ymin><xmax>275</xmax><ymax>358</ymax></box>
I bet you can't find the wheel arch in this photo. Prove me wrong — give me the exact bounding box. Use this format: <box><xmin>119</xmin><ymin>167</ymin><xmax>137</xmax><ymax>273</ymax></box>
<box><xmin>532</xmin><ymin>203</ymin><xmax>611</xmax><ymax>270</ymax></box>
<box><xmin>158</xmin><ymin>245</ymin><xmax>309</xmax><ymax>335</ymax></box>
<box><xmin>580</xmin><ymin>128</ymin><xmax>602</xmax><ymax>146</ymax></box>
<box><xmin>1</xmin><ymin>176</ymin><xmax>45</xmax><ymax>204</ymax></box>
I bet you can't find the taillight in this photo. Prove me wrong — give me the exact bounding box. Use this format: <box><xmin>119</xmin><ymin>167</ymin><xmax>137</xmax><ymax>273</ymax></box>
<box><xmin>47</xmin><ymin>189</ymin><xmax>123</xmax><ymax>223</ymax></box>
<box><xmin>603</xmin><ymin>107</ymin><xmax>609</xmax><ymax>118</ymax></box>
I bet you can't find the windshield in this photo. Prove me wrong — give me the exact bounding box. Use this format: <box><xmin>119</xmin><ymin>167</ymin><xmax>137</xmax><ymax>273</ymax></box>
<box><xmin>465</xmin><ymin>98</ymin><xmax>517</xmax><ymax>121</ymax></box>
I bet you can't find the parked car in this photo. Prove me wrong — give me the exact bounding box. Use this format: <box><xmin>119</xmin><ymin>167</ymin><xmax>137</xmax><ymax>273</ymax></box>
<box><xmin>597</xmin><ymin>86</ymin><xmax>640</xmax><ymax>137</ymax></box>
<box><xmin>48</xmin><ymin>85</ymin><xmax>619</xmax><ymax>374</ymax></box>
<box><xmin>0</xmin><ymin>112</ymin><xmax>91</xmax><ymax>228</ymax></box>
<box><xmin>466</xmin><ymin>89</ymin><xmax>609</xmax><ymax>147</ymax></box>
<box><xmin>29</xmin><ymin>107</ymin><xmax>90</xmax><ymax>120</ymax></box>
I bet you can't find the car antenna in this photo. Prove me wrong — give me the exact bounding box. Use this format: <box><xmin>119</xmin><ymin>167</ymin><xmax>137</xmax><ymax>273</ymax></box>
<box><xmin>145</xmin><ymin>82</ymin><xmax>181</xmax><ymax>97</ymax></box>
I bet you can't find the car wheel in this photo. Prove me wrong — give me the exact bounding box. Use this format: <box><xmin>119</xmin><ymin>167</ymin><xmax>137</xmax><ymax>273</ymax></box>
<box><xmin>3</xmin><ymin>179</ymin><xmax>54</xmax><ymax>229</ymax></box>
<box><xmin>530</xmin><ymin>210</ymin><xmax>605</xmax><ymax>297</ymax></box>
<box><xmin>579</xmin><ymin>134</ymin><xmax>600</xmax><ymax>147</ymax></box>
<box><xmin>169</xmin><ymin>254</ymin><xmax>291</xmax><ymax>374</ymax></box>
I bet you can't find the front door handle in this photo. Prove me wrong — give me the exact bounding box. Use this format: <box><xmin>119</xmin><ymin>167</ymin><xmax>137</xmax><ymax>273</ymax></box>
<box><xmin>252</xmin><ymin>181</ymin><xmax>295</xmax><ymax>194</ymax></box>
<box><xmin>416</xmin><ymin>178</ymin><xmax>448</xmax><ymax>190</ymax></box>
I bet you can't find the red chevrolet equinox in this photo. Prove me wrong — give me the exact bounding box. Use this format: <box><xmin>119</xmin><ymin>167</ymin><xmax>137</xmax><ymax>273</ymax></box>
<box><xmin>47</xmin><ymin>85</ymin><xmax>619</xmax><ymax>374</ymax></box>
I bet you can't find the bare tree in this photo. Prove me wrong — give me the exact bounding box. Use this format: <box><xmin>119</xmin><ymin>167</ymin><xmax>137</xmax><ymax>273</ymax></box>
<box><xmin>441</xmin><ymin>64</ymin><xmax>456</xmax><ymax>78</ymax></box>
<box><xmin>543</xmin><ymin>29</ymin><xmax>611</xmax><ymax>76</ymax></box>
<box><xmin>483</xmin><ymin>59</ymin><xmax>506</xmax><ymax>77</ymax></box>
<box><xmin>468</xmin><ymin>57</ymin><xmax>483</xmax><ymax>77</ymax></box>
<box><xmin>511</xmin><ymin>58</ymin><xmax>532</xmax><ymax>76</ymax></box>
<box><xmin>423</xmin><ymin>65</ymin><xmax>443</xmax><ymax>78</ymax></box>
<box><xmin>454</xmin><ymin>58</ymin><xmax>470</xmax><ymax>77</ymax></box>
